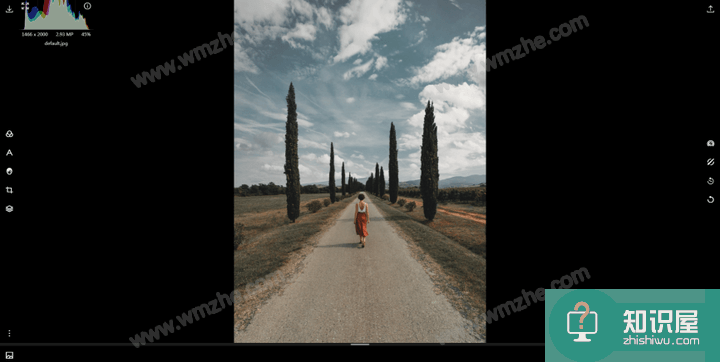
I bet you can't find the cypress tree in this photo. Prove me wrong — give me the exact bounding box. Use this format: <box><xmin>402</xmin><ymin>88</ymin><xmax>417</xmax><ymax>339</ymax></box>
<box><xmin>367</xmin><ymin>173</ymin><xmax>374</xmax><ymax>194</ymax></box>
<box><xmin>379</xmin><ymin>166</ymin><xmax>386</xmax><ymax>197</ymax></box>
<box><xmin>284</xmin><ymin>83</ymin><xmax>301</xmax><ymax>222</ymax></box>
<box><xmin>329</xmin><ymin>143</ymin><xmax>336</xmax><ymax>203</ymax></box>
<box><xmin>347</xmin><ymin>172</ymin><xmax>352</xmax><ymax>194</ymax></box>
<box><xmin>374</xmin><ymin>163</ymin><xmax>380</xmax><ymax>196</ymax></box>
<box><xmin>341</xmin><ymin>162</ymin><xmax>346</xmax><ymax>196</ymax></box>
<box><xmin>389</xmin><ymin>122</ymin><xmax>399</xmax><ymax>204</ymax></box>
<box><xmin>420</xmin><ymin>100</ymin><xmax>439</xmax><ymax>221</ymax></box>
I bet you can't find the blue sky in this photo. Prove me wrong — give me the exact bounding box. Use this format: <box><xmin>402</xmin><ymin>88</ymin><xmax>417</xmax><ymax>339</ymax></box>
<box><xmin>234</xmin><ymin>0</ymin><xmax>486</xmax><ymax>186</ymax></box>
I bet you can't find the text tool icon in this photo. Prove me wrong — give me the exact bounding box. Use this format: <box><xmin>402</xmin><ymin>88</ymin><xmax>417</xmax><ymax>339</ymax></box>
<box><xmin>710</xmin><ymin>177</ymin><xmax>715</xmax><ymax>185</ymax></box>
<box><xmin>709</xmin><ymin>158</ymin><xmax>715</xmax><ymax>166</ymax></box>
<box><xmin>5</xmin><ymin>168</ymin><xmax>11</xmax><ymax>176</ymax></box>
<box><xmin>568</xmin><ymin>301</ymin><xmax>597</xmax><ymax>342</ymax></box>
<box><xmin>5</xmin><ymin>130</ymin><xmax>12</xmax><ymax>138</ymax></box>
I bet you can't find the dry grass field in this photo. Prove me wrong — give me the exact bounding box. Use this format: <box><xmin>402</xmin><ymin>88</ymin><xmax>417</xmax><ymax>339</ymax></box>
<box><xmin>233</xmin><ymin>193</ymin><xmax>356</xmax><ymax>291</ymax></box>
<box><xmin>394</xmin><ymin>195</ymin><xmax>486</xmax><ymax>258</ymax></box>
<box><xmin>234</xmin><ymin>193</ymin><xmax>333</xmax><ymax>215</ymax></box>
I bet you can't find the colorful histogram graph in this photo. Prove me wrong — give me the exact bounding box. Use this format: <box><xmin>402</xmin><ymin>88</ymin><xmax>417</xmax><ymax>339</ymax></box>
<box><xmin>24</xmin><ymin>0</ymin><xmax>89</xmax><ymax>30</ymax></box>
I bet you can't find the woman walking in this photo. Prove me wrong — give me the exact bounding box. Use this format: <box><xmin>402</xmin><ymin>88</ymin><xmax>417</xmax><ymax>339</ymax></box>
<box><xmin>354</xmin><ymin>193</ymin><xmax>370</xmax><ymax>248</ymax></box>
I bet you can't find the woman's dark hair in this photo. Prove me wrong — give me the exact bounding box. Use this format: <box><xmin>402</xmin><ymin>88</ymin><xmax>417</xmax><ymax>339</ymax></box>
<box><xmin>358</xmin><ymin>193</ymin><xmax>365</xmax><ymax>200</ymax></box>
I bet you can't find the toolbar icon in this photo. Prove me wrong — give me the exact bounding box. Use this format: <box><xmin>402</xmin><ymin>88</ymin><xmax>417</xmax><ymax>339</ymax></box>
<box><xmin>5</xmin><ymin>6</ymin><xmax>12</xmax><ymax>13</ymax></box>
<box><xmin>5</xmin><ymin>168</ymin><xmax>11</xmax><ymax>176</ymax></box>
<box><xmin>5</xmin><ymin>187</ymin><xmax>11</xmax><ymax>194</ymax></box>
<box><xmin>5</xmin><ymin>206</ymin><xmax>12</xmax><ymax>213</ymax></box>
<box><xmin>709</xmin><ymin>196</ymin><xmax>715</xmax><ymax>204</ymax></box>
<box><xmin>709</xmin><ymin>140</ymin><xmax>715</xmax><ymax>147</ymax></box>
<box><xmin>5</xmin><ymin>130</ymin><xmax>12</xmax><ymax>138</ymax></box>
<box><xmin>710</xmin><ymin>177</ymin><xmax>715</xmax><ymax>185</ymax></box>
<box><xmin>5</xmin><ymin>351</ymin><xmax>13</xmax><ymax>359</ymax></box>
<box><xmin>709</xmin><ymin>158</ymin><xmax>715</xmax><ymax>166</ymax></box>
<box><xmin>709</xmin><ymin>5</ymin><xmax>715</xmax><ymax>13</ymax></box>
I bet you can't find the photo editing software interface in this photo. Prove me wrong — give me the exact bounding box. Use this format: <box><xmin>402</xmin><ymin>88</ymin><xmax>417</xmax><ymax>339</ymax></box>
<box><xmin>1</xmin><ymin>1</ymin><xmax>717</xmax><ymax>361</ymax></box>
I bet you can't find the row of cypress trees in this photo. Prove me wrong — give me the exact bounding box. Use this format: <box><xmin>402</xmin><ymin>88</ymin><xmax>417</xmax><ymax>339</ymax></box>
<box><xmin>284</xmin><ymin>82</ymin><xmax>438</xmax><ymax>222</ymax></box>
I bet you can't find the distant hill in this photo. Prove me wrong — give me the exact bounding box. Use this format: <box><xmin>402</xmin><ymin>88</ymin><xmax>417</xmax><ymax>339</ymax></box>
<box><xmin>303</xmin><ymin>174</ymin><xmax>485</xmax><ymax>188</ymax></box>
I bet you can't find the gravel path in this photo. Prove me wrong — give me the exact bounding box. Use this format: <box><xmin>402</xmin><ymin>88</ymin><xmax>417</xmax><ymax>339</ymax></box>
<box><xmin>235</xmin><ymin>195</ymin><xmax>479</xmax><ymax>343</ymax></box>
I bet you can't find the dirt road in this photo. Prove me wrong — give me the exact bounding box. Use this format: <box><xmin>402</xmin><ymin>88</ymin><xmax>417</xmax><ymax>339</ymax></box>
<box><xmin>234</xmin><ymin>195</ymin><xmax>481</xmax><ymax>343</ymax></box>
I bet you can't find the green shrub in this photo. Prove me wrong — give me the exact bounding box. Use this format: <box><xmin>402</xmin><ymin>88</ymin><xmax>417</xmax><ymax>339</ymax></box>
<box><xmin>308</xmin><ymin>200</ymin><xmax>323</xmax><ymax>213</ymax></box>
<box><xmin>405</xmin><ymin>201</ymin><xmax>416</xmax><ymax>211</ymax></box>
<box><xmin>234</xmin><ymin>222</ymin><xmax>244</xmax><ymax>250</ymax></box>
<box><xmin>382</xmin><ymin>194</ymin><xmax>390</xmax><ymax>200</ymax></box>
<box><xmin>398</xmin><ymin>198</ymin><xmax>407</xmax><ymax>206</ymax></box>
<box><xmin>323</xmin><ymin>198</ymin><xmax>331</xmax><ymax>207</ymax></box>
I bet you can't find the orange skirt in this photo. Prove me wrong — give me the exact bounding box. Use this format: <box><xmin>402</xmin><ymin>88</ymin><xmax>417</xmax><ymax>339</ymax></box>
<box><xmin>355</xmin><ymin>212</ymin><xmax>368</xmax><ymax>237</ymax></box>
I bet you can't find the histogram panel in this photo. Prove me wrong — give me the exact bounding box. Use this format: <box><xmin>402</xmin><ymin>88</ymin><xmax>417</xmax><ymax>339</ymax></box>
<box><xmin>24</xmin><ymin>0</ymin><xmax>89</xmax><ymax>30</ymax></box>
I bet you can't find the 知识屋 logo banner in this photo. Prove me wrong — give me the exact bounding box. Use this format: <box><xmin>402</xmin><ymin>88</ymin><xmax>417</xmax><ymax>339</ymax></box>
<box><xmin>545</xmin><ymin>289</ymin><xmax>720</xmax><ymax>362</ymax></box>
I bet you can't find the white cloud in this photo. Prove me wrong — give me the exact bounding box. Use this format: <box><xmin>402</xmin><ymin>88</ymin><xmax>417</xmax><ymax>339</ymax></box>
<box><xmin>234</xmin><ymin>132</ymin><xmax>284</xmax><ymax>154</ymax></box>
<box><xmin>234</xmin><ymin>0</ymin><xmax>291</xmax><ymax>44</ymax></box>
<box><xmin>448</xmin><ymin>0</ymin><xmax>462</xmax><ymax>10</ymax></box>
<box><xmin>260</xmin><ymin>111</ymin><xmax>287</xmax><ymax>121</ymax></box>
<box><xmin>234</xmin><ymin>42</ymin><xmax>261</xmax><ymax>73</ymax></box>
<box><xmin>281</xmin><ymin>22</ymin><xmax>317</xmax><ymax>48</ymax></box>
<box><xmin>352</xmin><ymin>131</ymin><xmax>357</xmax><ymax>135</ymax></box>
<box><xmin>375</xmin><ymin>55</ymin><xmax>388</xmax><ymax>70</ymax></box>
<box><xmin>353</xmin><ymin>58</ymin><xmax>363</xmax><ymax>65</ymax></box>
<box><xmin>298</xmin><ymin>119</ymin><xmax>314</xmax><ymax>127</ymax></box>
<box><xmin>412</xmin><ymin>29</ymin><xmax>426</xmax><ymax>46</ymax></box>
<box><xmin>235</xmin><ymin>137</ymin><xmax>254</xmax><ymax>152</ymax></box>
<box><xmin>403</xmin><ymin>26</ymin><xmax>486</xmax><ymax>87</ymax></box>
<box><xmin>419</xmin><ymin>82</ymin><xmax>485</xmax><ymax>111</ymax></box>
<box><xmin>351</xmin><ymin>153</ymin><xmax>365</xmax><ymax>159</ymax></box>
<box><xmin>253</xmin><ymin>132</ymin><xmax>284</xmax><ymax>148</ymax></box>
<box><xmin>233</xmin><ymin>0</ymin><xmax>336</xmax><ymax>71</ymax></box>
<box><xmin>289</xmin><ymin>0</ymin><xmax>314</xmax><ymax>21</ymax></box>
<box><xmin>315</xmin><ymin>6</ymin><xmax>334</xmax><ymax>30</ymax></box>
<box><xmin>400</xmin><ymin>102</ymin><xmax>416</xmax><ymax>110</ymax></box>
<box><xmin>346</xmin><ymin>97</ymin><xmax>356</xmax><ymax>103</ymax></box>
<box><xmin>368</xmin><ymin>74</ymin><xmax>378</xmax><ymax>80</ymax></box>
<box><xmin>299</xmin><ymin>137</ymin><xmax>326</xmax><ymax>149</ymax></box>
<box><xmin>261</xmin><ymin>164</ymin><xmax>285</xmax><ymax>172</ymax></box>
<box><xmin>395</xmin><ymin>94</ymin><xmax>404</xmax><ymax>99</ymax></box>
<box><xmin>333</xmin><ymin>0</ymin><xmax>408</xmax><ymax>63</ymax></box>
<box><xmin>334</xmin><ymin>131</ymin><xmax>351</xmax><ymax>138</ymax></box>
<box><xmin>343</xmin><ymin>58</ymin><xmax>375</xmax><ymax>80</ymax></box>
<box><xmin>420</xmin><ymin>15</ymin><xmax>430</xmax><ymax>22</ymax></box>
<box><xmin>406</xmin><ymin>103</ymin><xmax>470</xmax><ymax>134</ymax></box>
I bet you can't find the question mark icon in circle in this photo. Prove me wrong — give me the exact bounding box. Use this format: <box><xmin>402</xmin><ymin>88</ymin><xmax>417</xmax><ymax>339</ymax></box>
<box><xmin>574</xmin><ymin>301</ymin><xmax>590</xmax><ymax>329</ymax></box>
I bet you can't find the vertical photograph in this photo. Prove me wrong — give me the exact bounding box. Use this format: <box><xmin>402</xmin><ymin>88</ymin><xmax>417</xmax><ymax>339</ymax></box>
<box><xmin>233</xmin><ymin>0</ymin><xmax>486</xmax><ymax>343</ymax></box>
